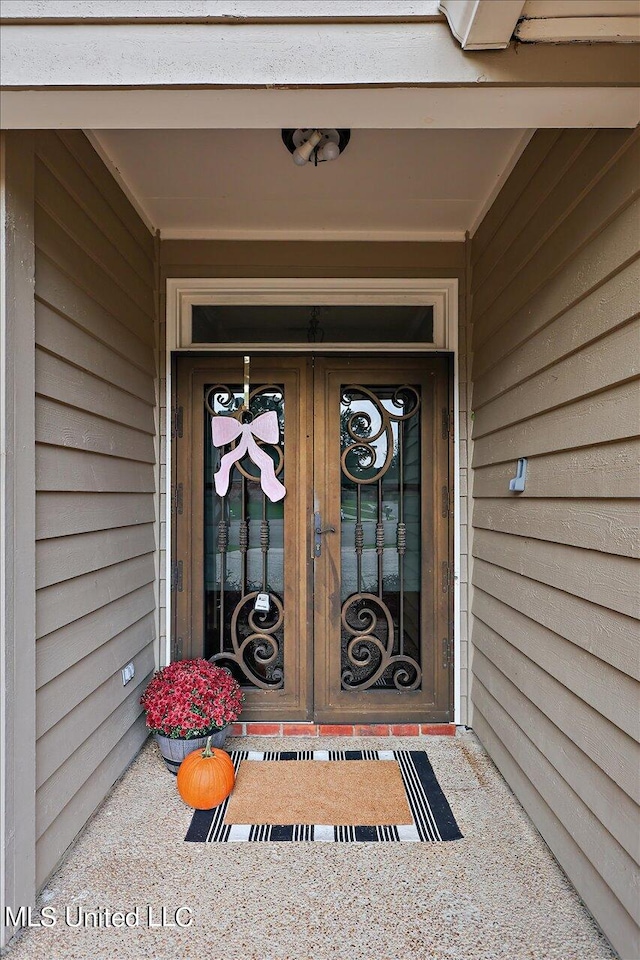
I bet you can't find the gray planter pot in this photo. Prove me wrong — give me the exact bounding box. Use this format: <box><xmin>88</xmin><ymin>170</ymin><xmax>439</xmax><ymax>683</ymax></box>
<box><xmin>154</xmin><ymin>727</ymin><xmax>229</xmax><ymax>775</ymax></box>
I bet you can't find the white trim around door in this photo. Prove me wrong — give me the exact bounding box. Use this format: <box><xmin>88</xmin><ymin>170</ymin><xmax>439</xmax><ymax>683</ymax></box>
<box><xmin>164</xmin><ymin>276</ymin><xmax>462</xmax><ymax>723</ymax></box>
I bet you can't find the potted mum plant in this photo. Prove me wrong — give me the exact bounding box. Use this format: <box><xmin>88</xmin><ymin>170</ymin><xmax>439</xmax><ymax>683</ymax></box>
<box><xmin>140</xmin><ymin>659</ymin><xmax>243</xmax><ymax>774</ymax></box>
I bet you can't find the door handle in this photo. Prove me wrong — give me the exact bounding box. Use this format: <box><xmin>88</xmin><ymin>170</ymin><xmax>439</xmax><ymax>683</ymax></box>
<box><xmin>314</xmin><ymin>511</ymin><xmax>336</xmax><ymax>557</ymax></box>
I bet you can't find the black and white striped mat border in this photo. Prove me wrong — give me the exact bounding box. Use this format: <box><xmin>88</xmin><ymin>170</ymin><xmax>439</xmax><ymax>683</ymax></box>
<box><xmin>185</xmin><ymin>749</ymin><xmax>463</xmax><ymax>843</ymax></box>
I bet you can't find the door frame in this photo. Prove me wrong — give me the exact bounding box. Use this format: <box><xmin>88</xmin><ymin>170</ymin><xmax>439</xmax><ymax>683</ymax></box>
<box><xmin>165</xmin><ymin>277</ymin><xmax>462</xmax><ymax>723</ymax></box>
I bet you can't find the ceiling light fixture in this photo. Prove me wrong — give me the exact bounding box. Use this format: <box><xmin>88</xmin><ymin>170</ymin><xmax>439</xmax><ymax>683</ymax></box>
<box><xmin>281</xmin><ymin>129</ymin><xmax>351</xmax><ymax>167</ymax></box>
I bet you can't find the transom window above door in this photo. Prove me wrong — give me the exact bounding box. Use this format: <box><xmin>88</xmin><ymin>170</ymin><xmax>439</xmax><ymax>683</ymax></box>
<box><xmin>167</xmin><ymin>278</ymin><xmax>457</xmax><ymax>351</ymax></box>
<box><xmin>192</xmin><ymin>304</ymin><xmax>434</xmax><ymax>345</ymax></box>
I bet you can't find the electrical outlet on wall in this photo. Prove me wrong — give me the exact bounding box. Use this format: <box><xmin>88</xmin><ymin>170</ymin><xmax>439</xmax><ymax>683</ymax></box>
<box><xmin>121</xmin><ymin>662</ymin><xmax>135</xmax><ymax>685</ymax></box>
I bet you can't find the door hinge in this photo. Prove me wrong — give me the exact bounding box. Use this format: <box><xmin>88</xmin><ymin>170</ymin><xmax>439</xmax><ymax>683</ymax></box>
<box><xmin>171</xmin><ymin>636</ymin><xmax>183</xmax><ymax>661</ymax></box>
<box><xmin>441</xmin><ymin>407</ymin><xmax>451</xmax><ymax>439</ymax></box>
<box><xmin>172</xmin><ymin>405</ymin><xmax>184</xmax><ymax>439</ymax></box>
<box><xmin>442</xmin><ymin>636</ymin><xmax>454</xmax><ymax>670</ymax></box>
<box><xmin>441</xmin><ymin>485</ymin><xmax>450</xmax><ymax>518</ymax></box>
<box><xmin>441</xmin><ymin>560</ymin><xmax>454</xmax><ymax>593</ymax></box>
<box><xmin>172</xmin><ymin>482</ymin><xmax>184</xmax><ymax>516</ymax></box>
<box><xmin>171</xmin><ymin>560</ymin><xmax>183</xmax><ymax>592</ymax></box>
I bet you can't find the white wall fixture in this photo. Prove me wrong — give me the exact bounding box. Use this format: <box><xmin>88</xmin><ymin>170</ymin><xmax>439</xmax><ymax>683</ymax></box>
<box><xmin>509</xmin><ymin>458</ymin><xmax>528</xmax><ymax>493</ymax></box>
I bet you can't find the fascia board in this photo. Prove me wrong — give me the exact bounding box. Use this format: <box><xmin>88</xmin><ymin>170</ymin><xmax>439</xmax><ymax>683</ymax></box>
<box><xmin>2</xmin><ymin>20</ymin><xmax>640</xmax><ymax>88</ymax></box>
<box><xmin>516</xmin><ymin>16</ymin><xmax>640</xmax><ymax>43</ymax></box>
<box><xmin>0</xmin><ymin>1</ymin><xmax>443</xmax><ymax>22</ymax></box>
<box><xmin>2</xmin><ymin>87</ymin><xmax>639</xmax><ymax>131</ymax></box>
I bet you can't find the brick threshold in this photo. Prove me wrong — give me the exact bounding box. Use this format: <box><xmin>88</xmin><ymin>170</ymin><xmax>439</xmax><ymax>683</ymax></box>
<box><xmin>229</xmin><ymin>722</ymin><xmax>456</xmax><ymax>737</ymax></box>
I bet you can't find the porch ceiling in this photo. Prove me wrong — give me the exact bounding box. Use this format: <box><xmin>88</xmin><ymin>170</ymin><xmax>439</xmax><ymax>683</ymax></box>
<box><xmin>92</xmin><ymin>127</ymin><xmax>527</xmax><ymax>240</ymax></box>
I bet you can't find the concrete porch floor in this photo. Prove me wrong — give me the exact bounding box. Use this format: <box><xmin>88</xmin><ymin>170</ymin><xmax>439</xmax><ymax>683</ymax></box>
<box><xmin>6</xmin><ymin>731</ymin><xmax>615</xmax><ymax>960</ymax></box>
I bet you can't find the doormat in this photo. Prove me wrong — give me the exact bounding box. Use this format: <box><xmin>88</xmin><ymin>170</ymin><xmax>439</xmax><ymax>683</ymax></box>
<box><xmin>185</xmin><ymin>750</ymin><xmax>463</xmax><ymax>843</ymax></box>
<box><xmin>225</xmin><ymin>759</ymin><xmax>414</xmax><ymax>826</ymax></box>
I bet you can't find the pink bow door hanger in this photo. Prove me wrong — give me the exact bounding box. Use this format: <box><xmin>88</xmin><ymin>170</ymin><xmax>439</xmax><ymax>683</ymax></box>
<box><xmin>210</xmin><ymin>411</ymin><xmax>286</xmax><ymax>503</ymax></box>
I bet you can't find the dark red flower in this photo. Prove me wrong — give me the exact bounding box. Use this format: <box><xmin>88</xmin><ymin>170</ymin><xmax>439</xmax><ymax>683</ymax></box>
<box><xmin>140</xmin><ymin>659</ymin><xmax>244</xmax><ymax>738</ymax></box>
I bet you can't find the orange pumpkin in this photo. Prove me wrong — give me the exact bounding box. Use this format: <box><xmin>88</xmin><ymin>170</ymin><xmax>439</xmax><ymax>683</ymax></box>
<box><xmin>176</xmin><ymin>737</ymin><xmax>235</xmax><ymax>809</ymax></box>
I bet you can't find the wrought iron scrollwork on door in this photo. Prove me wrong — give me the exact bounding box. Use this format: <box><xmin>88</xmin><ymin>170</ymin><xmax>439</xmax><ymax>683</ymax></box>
<box><xmin>204</xmin><ymin>383</ymin><xmax>285</xmax><ymax>689</ymax></box>
<box><xmin>340</xmin><ymin>385</ymin><xmax>423</xmax><ymax>691</ymax></box>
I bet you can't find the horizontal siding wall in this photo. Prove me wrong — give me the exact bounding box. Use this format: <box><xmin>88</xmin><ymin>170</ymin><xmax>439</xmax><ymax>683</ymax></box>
<box><xmin>160</xmin><ymin>240</ymin><xmax>471</xmax><ymax>721</ymax></box>
<box><xmin>469</xmin><ymin>129</ymin><xmax>640</xmax><ymax>960</ymax></box>
<box><xmin>33</xmin><ymin>131</ymin><xmax>157</xmax><ymax>888</ymax></box>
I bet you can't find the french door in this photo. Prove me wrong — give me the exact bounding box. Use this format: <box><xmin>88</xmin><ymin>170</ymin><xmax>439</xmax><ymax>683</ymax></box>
<box><xmin>174</xmin><ymin>355</ymin><xmax>452</xmax><ymax>723</ymax></box>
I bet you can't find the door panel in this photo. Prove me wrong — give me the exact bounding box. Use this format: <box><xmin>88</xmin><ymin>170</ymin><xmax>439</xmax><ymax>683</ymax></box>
<box><xmin>175</xmin><ymin>357</ymin><xmax>313</xmax><ymax>720</ymax></box>
<box><xmin>312</xmin><ymin>357</ymin><xmax>451</xmax><ymax>722</ymax></box>
<box><xmin>174</xmin><ymin>354</ymin><xmax>452</xmax><ymax>723</ymax></box>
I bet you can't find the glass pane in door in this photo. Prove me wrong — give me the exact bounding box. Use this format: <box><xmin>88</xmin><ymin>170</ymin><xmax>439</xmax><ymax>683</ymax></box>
<box><xmin>339</xmin><ymin>384</ymin><xmax>422</xmax><ymax>691</ymax></box>
<box><xmin>203</xmin><ymin>383</ymin><xmax>285</xmax><ymax>689</ymax></box>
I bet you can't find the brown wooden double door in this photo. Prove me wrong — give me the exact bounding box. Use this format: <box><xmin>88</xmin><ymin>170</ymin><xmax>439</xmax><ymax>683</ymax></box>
<box><xmin>175</xmin><ymin>355</ymin><xmax>452</xmax><ymax>723</ymax></box>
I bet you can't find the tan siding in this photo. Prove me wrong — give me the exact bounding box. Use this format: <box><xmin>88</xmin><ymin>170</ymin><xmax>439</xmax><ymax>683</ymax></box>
<box><xmin>36</xmin><ymin>525</ymin><xmax>156</xmax><ymax>590</ymax></box>
<box><xmin>36</xmin><ymin>554</ymin><xmax>156</xmax><ymax>638</ymax></box>
<box><xmin>35</xmin><ymin>717</ymin><xmax>148</xmax><ymax>890</ymax></box>
<box><xmin>473</xmin><ymin>706</ymin><xmax>639</xmax><ymax>960</ymax></box>
<box><xmin>473</xmin><ymin>686</ymin><xmax>639</xmax><ymax>953</ymax></box>
<box><xmin>36</xmin><ymin>653</ymin><xmax>153</xmax><ymax>797</ymax></box>
<box><xmin>473</xmin><ymin>585</ymin><xmax>638</xmax><ymax>731</ymax></box>
<box><xmin>473</xmin><ymin>318</ymin><xmax>639</xmax><ymax>437</ymax></box>
<box><xmin>472</xmin><ymin>132</ymin><xmax>633</xmax><ymax>306</ymax></box>
<box><xmin>472</xmin><ymin>529</ymin><xmax>639</xmax><ymax>620</ymax></box>
<box><xmin>55</xmin><ymin>131</ymin><xmax>155</xmax><ymax>258</ymax></box>
<box><xmin>36</xmin><ymin>349</ymin><xmax>154</xmax><ymax>434</ymax></box>
<box><xmin>471</xmin><ymin>130</ymin><xmax>561</xmax><ymax>256</ymax></box>
<box><xmin>35</xmin><ymin>211</ymin><xmax>154</xmax><ymax>345</ymax></box>
<box><xmin>36</xmin><ymin>669</ymin><xmax>152</xmax><ymax>823</ymax></box>
<box><xmin>36</xmin><ymin>616</ymin><xmax>156</xmax><ymax>744</ymax></box>
<box><xmin>36</xmin><ymin>493</ymin><xmax>156</xmax><ymax>540</ymax></box>
<box><xmin>36</xmin><ymin>447</ymin><xmax>157</xmax><ymax>495</ymax></box>
<box><xmin>469</xmin><ymin>128</ymin><xmax>640</xmax><ymax>959</ymax></box>
<box><xmin>472</xmin><ymin>498</ymin><xmax>638</xmax><ymax>556</ymax></box>
<box><xmin>473</xmin><ymin>203</ymin><xmax>640</xmax><ymax>381</ymax></box>
<box><xmin>36</xmin><ymin>253</ymin><xmax>155</xmax><ymax>369</ymax></box>
<box><xmin>471</xmin><ymin>379</ymin><xmax>639</xmax><ymax>466</ymax></box>
<box><xmin>35</xmin><ymin>134</ymin><xmax>154</xmax><ymax>285</ymax></box>
<box><xmin>473</xmin><ymin>139</ymin><xmax>640</xmax><ymax>343</ymax></box>
<box><xmin>35</xmin><ymin>307</ymin><xmax>156</xmax><ymax>402</ymax></box>
<box><xmin>36</xmin><ymin>586</ymin><xmax>156</xmax><ymax>689</ymax></box>
<box><xmin>471</xmin><ymin>130</ymin><xmax>592</xmax><ymax>291</ymax></box>
<box><xmin>472</xmin><ymin>257</ymin><xmax>640</xmax><ymax>407</ymax></box>
<box><xmin>474</xmin><ymin>678</ymin><xmax>638</xmax><ymax>921</ymax></box>
<box><xmin>472</xmin><ymin>439</ymin><xmax>640</xmax><ymax>500</ymax></box>
<box><xmin>35</xmin><ymin>159</ymin><xmax>155</xmax><ymax>316</ymax></box>
<box><xmin>33</xmin><ymin>131</ymin><xmax>157</xmax><ymax>888</ymax></box>
<box><xmin>36</xmin><ymin>398</ymin><xmax>156</xmax><ymax>463</ymax></box>
<box><xmin>472</xmin><ymin>620</ymin><xmax>638</xmax><ymax>809</ymax></box>
<box><xmin>473</xmin><ymin>651</ymin><xmax>639</xmax><ymax>865</ymax></box>
<box><xmin>159</xmin><ymin>239</ymin><xmax>471</xmax><ymax>721</ymax></box>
